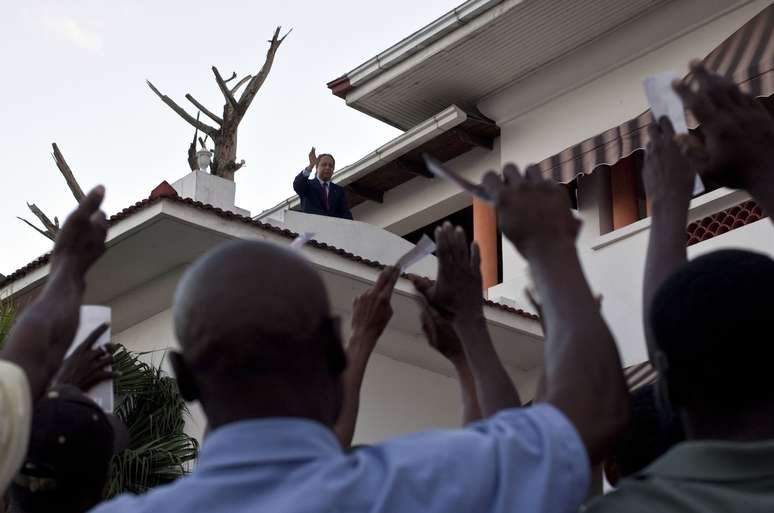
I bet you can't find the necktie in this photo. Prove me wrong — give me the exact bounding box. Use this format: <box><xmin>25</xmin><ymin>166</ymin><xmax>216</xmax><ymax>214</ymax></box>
<box><xmin>323</xmin><ymin>182</ymin><xmax>330</xmax><ymax>211</ymax></box>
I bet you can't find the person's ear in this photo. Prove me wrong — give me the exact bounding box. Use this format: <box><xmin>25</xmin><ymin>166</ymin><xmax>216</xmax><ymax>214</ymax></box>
<box><xmin>169</xmin><ymin>351</ymin><xmax>200</xmax><ymax>402</ymax></box>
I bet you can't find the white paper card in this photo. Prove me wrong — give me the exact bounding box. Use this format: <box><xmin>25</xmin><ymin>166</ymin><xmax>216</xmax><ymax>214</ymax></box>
<box><xmin>644</xmin><ymin>71</ymin><xmax>705</xmax><ymax>195</ymax></box>
<box><xmin>423</xmin><ymin>154</ymin><xmax>495</xmax><ymax>206</ymax></box>
<box><xmin>290</xmin><ymin>232</ymin><xmax>315</xmax><ymax>250</ymax></box>
<box><xmin>65</xmin><ymin>305</ymin><xmax>113</xmax><ymax>412</ymax></box>
<box><xmin>644</xmin><ymin>71</ymin><xmax>688</xmax><ymax>134</ymax></box>
<box><xmin>395</xmin><ymin>234</ymin><xmax>437</xmax><ymax>272</ymax></box>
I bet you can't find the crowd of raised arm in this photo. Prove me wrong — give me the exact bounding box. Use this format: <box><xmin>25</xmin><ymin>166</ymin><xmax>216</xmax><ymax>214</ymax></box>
<box><xmin>2</xmin><ymin>62</ymin><xmax>774</xmax><ymax>513</ymax></box>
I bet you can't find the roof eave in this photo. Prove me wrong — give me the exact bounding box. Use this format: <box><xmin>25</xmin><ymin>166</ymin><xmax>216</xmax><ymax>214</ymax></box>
<box><xmin>326</xmin><ymin>0</ymin><xmax>510</xmax><ymax>100</ymax></box>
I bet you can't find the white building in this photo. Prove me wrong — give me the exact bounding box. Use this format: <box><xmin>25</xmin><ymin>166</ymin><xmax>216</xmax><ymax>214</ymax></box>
<box><xmin>3</xmin><ymin>0</ymin><xmax>774</xmax><ymax>444</ymax></box>
<box><xmin>262</xmin><ymin>0</ymin><xmax>774</xmax><ymax>369</ymax></box>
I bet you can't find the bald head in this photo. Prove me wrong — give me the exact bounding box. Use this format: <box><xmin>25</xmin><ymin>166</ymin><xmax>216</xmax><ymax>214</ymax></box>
<box><xmin>171</xmin><ymin>240</ymin><xmax>345</xmax><ymax>426</ymax></box>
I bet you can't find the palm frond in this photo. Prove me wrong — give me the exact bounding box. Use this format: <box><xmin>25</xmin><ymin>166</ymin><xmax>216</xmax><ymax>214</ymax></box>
<box><xmin>106</xmin><ymin>344</ymin><xmax>199</xmax><ymax>498</ymax></box>
<box><xmin>0</xmin><ymin>311</ymin><xmax>197</xmax><ymax>498</ymax></box>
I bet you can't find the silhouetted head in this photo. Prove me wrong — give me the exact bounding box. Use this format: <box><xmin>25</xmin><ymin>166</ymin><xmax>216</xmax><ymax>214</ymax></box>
<box><xmin>170</xmin><ymin>240</ymin><xmax>346</xmax><ymax>431</ymax></box>
<box><xmin>604</xmin><ymin>383</ymin><xmax>684</xmax><ymax>485</ymax></box>
<box><xmin>649</xmin><ymin>249</ymin><xmax>774</xmax><ymax>437</ymax></box>
<box><xmin>316</xmin><ymin>154</ymin><xmax>335</xmax><ymax>182</ymax></box>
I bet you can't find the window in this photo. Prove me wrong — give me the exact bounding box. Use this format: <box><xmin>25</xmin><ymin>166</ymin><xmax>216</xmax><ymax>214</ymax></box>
<box><xmin>592</xmin><ymin>150</ymin><xmax>717</xmax><ymax>234</ymax></box>
<box><xmin>402</xmin><ymin>205</ymin><xmax>503</xmax><ymax>285</ymax></box>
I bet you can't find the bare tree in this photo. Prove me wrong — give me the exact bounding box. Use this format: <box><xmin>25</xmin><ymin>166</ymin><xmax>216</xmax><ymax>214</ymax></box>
<box><xmin>148</xmin><ymin>26</ymin><xmax>290</xmax><ymax>180</ymax></box>
<box><xmin>18</xmin><ymin>143</ymin><xmax>87</xmax><ymax>241</ymax></box>
<box><xmin>187</xmin><ymin>113</ymin><xmax>211</xmax><ymax>172</ymax></box>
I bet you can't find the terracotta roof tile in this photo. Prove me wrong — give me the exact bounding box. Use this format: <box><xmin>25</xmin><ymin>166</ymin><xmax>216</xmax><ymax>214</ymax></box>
<box><xmin>1</xmin><ymin>194</ymin><xmax>537</xmax><ymax>321</ymax></box>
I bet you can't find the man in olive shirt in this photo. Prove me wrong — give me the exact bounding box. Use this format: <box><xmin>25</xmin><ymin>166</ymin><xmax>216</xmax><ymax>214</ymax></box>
<box><xmin>588</xmin><ymin>63</ymin><xmax>774</xmax><ymax>512</ymax></box>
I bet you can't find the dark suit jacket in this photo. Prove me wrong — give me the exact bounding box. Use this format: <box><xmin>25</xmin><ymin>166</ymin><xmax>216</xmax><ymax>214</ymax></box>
<box><xmin>293</xmin><ymin>171</ymin><xmax>353</xmax><ymax>220</ymax></box>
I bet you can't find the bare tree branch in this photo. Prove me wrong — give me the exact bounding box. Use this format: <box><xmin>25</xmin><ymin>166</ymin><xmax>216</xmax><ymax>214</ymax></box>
<box><xmin>223</xmin><ymin>71</ymin><xmax>238</xmax><ymax>84</ymax></box>
<box><xmin>198</xmin><ymin>135</ymin><xmax>209</xmax><ymax>149</ymax></box>
<box><xmin>237</xmin><ymin>26</ymin><xmax>290</xmax><ymax>115</ymax></box>
<box><xmin>230</xmin><ymin>75</ymin><xmax>252</xmax><ymax>95</ymax></box>
<box><xmin>211</xmin><ymin>67</ymin><xmax>239</xmax><ymax>112</ymax></box>
<box><xmin>51</xmin><ymin>143</ymin><xmax>86</xmax><ymax>202</ymax></box>
<box><xmin>27</xmin><ymin>203</ymin><xmax>58</xmax><ymax>235</ymax></box>
<box><xmin>17</xmin><ymin>217</ymin><xmax>55</xmax><ymax>241</ymax></box>
<box><xmin>188</xmin><ymin>114</ymin><xmax>201</xmax><ymax>172</ymax></box>
<box><xmin>147</xmin><ymin>80</ymin><xmax>217</xmax><ymax>136</ymax></box>
<box><xmin>185</xmin><ymin>94</ymin><xmax>223</xmax><ymax>125</ymax></box>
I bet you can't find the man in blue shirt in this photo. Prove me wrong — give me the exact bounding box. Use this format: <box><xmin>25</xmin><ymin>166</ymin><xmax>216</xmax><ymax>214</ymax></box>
<box><xmin>90</xmin><ymin>167</ymin><xmax>629</xmax><ymax>513</ymax></box>
<box><xmin>293</xmin><ymin>147</ymin><xmax>353</xmax><ymax>220</ymax></box>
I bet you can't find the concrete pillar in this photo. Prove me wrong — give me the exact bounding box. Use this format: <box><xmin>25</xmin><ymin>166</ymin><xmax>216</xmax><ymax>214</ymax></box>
<box><xmin>473</xmin><ymin>197</ymin><xmax>499</xmax><ymax>289</ymax></box>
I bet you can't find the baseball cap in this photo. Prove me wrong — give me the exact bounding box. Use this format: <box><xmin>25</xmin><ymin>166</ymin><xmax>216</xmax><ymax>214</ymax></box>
<box><xmin>13</xmin><ymin>385</ymin><xmax>128</xmax><ymax>494</ymax></box>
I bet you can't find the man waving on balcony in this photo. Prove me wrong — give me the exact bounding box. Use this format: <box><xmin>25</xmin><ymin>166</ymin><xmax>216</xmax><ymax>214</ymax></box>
<box><xmin>293</xmin><ymin>147</ymin><xmax>353</xmax><ymax>220</ymax></box>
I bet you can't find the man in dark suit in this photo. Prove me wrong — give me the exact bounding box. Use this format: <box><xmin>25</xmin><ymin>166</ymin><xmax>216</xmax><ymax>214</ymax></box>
<box><xmin>293</xmin><ymin>148</ymin><xmax>353</xmax><ymax>220</ymax></box>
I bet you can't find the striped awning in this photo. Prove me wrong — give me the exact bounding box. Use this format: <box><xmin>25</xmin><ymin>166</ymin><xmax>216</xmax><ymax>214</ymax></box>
<box><xmin>539</xmin><ymin>3</ymin><xmax>774</xmax><ymax>183</ymax></box>
<box><xmin>624</xmin><ymin>361</ymin><xmax>657</xmax><ymax>392</ymax></box>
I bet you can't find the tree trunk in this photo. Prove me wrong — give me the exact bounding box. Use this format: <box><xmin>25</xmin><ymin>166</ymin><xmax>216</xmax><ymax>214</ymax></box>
<box><xmin>214</xmin><ymin>126</ymin><xmax>238</xmax><ymax>180</ymax></box>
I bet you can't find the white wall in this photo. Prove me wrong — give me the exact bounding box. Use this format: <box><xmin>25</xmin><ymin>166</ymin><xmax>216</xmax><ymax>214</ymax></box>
<box><xmin>491</xmin><ymin>188</ymin><xmax>774</xmax><ymax>366</ymax></box>
<box><xmin>351</xmin><ymin>353</ymin><xmax>468</xmax><ymax>442</ymax></box>
<box><xmin>111</xmin><ymin>299</ymin><xmax>476</xmax><ymax>445</ymax></box>
<box><xmin>490</xmin><ymin>0</ymin><xmax>768</xmax><ymax>281</ymax></box>
<box><xmin>481</xmin><ymin>1</ymin><xmax>772</xmax><ymax>364</ymax></box>
<box><xmin>265</xmin><ymin>211</ymin><xmax>438</xmax><ymax>278</ymax></box>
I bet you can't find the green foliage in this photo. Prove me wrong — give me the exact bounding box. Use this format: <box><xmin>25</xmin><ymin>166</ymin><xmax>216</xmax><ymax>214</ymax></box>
<box><xmin>106</xmin><ymin>345</ymin><xmax>199</xmax><ymax>497</ymax></box>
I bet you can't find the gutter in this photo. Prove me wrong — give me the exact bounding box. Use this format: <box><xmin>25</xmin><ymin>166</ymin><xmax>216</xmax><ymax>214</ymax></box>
<box><xmin>327</xmin><ymin>0</ymin><xmax>509</xmax><ymax>98</ymax></box>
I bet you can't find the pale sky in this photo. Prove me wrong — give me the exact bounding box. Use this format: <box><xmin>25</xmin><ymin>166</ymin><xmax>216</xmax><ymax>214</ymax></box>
<box><xmin>0</xmin><ymin>0</ymin><xmax>460</xmax><ymax>274</ymax></box>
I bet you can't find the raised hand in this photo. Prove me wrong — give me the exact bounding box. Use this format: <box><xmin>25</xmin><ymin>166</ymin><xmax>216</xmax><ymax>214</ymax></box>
<box><xmin>350</xmin><ymin>266</ymin><xmax>400</xmax><ymax>341</ymax></box>
<box><xmin>673</xmin><ymin>61</ymin><xmax>774</xmax><ymax>194</ymax></box>
<box><xmin>420</xmin><ymin>304</ymin><xmax>465</xmax><ymax>363</ymax></box>
<box><xmin>0</xmin><ymin>185</ymin><xmax>109</xmax><ymax>399</ymax></box>
<box><xmin>482</xmin><ymin>164</ymin><xmax>580</xmax><ymax>259</ymax></box>
<box><xmin>51</xmin><ymin>185</ymin><xmax>109</xmax><ymax>277</ymax></box>
<box><xmin>411</xmin><ymin>228</ymin><xmax>520</xmax><ymax>417</ymax></box>
<box><xmin>643</xmin><ymin>117</ymin><xmax>697</xmax><ymax>205</ymax></box>
<box><xmin>412</xmin><ymin>223</ymin><xmax>483</xmax><ymax>321</ymax></box>
<box><xmin>335</xmin><ymin>266</ymin><xmax>401</xmax><ymax>447</ymax></box>
<box><xmin>53</xmin><ymin>323</ymin><xmax>117</xmax><ymax>391</ymax></box>
<box><xmin>308</xmin><ymin>147</ymin><xmax>319</xmax><ymax>171</ymax></box>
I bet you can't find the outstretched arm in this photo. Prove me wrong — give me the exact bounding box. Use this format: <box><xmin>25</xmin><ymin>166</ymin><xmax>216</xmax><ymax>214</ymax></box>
<box><xmin>413</xmin><ymin>280</ymin><xmax>482</xmax><ymax>424</ymax></box>
<box><xmin>483</xmin><ymin>165</ymin><xmax>629</xmax><ymax>464</ymax></box>
<box><xmin>1</xmin><ymin>186</ymin><xmax>109</xmax><ymax>399</ymax></box>
<box><xmin>334</xmin><ymin>266</ymin><xmax>400</xmax><ymax>447</ymax></box>
<box><xmin>641</xmin><ymin>117</ymin><xmax>695</xmax><ymax>357</ymax></box>
<box><xmin>414</xmin><ymin>225</ymin><xmax>520</xmax><ymax>418</ymax></box>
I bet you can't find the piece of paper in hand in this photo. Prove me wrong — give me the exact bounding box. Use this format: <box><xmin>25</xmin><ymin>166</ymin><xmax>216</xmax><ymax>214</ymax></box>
<box><xmin>395</xmin><ymin>234</ymin><xmax>436</xmax><ymax>272</ymax></box>
<box><xmin>643</xmin><ymin>71</ymin><xmax>705</xmax><ymax>195</ymax></box>
<box><xmin>290</xmin><ymin>232</ymin><xmax>315</xmax><ymax>250</ymax></box>
<box><xmin>423</xmin><ymin>154</ymin><xmax>495</xmax><ymax>206</ymax></box>
<box><xmin>644</xmin><ymin>71</ymin><xmax>689</xmax><ymax>134</ymax></box>
<box><xmin>66</xmin><ymin>305</ymin><xmax>113</xmax><ymax>412</ymax></box>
